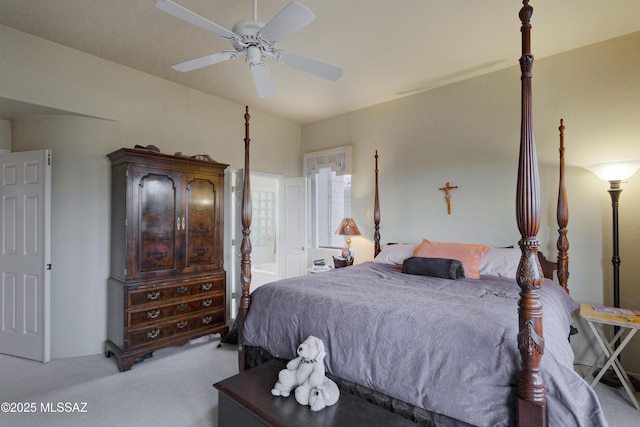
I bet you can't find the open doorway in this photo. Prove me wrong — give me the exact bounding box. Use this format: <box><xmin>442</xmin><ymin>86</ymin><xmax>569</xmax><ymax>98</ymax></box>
<box><xmin>226</xmin><ymin>171</ymin><xmax>308</xmax><ymax>320</ymax></box>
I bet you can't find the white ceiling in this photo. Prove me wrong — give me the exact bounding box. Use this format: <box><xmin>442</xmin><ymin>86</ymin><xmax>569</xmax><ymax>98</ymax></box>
<box><xmin>1</xmin><ymin>0</ymin><xmax>639</xmax><ymax>124</ymax></box>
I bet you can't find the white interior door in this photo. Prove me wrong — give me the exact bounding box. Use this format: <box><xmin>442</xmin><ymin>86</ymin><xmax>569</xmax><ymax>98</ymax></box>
<box><xmin>279</xmin><ymin>177</ymin><xmax>307</xmax><ymax>278</ymax></box>
<box><xmin>223</xmin><ymin>168</ymin><xmax>237</xmax><ymax>319</ymax></box>
<box><xmin>232</xmin><ymin>169</ymin><xmax>244</xmax><ymax>318</ymax></box>
<box><xmin>0</xmin><ymin>149</ymin><xmax>51</xmax><ymax>362</ymax></box>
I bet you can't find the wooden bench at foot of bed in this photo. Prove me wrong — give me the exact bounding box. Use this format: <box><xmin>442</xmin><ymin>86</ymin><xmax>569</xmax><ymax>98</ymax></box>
<box><xmin>214</xmin><ymin>360</ymin><xmax>417</xmax><ymax>427</ymax></box>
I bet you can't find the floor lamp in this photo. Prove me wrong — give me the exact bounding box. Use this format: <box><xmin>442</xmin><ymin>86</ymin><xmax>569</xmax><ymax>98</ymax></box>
<box><xmin>587</xmin><ymin>160</ymin><xmax>640</xmax><ymax>389</ymax></box>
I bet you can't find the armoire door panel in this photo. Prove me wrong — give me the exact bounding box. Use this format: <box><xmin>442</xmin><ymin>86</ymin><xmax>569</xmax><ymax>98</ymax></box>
<box><xmin>132</xmin><ymin>170</ymin><xmax>182</xmax><ymax>279</ymax></box>
<box><xmin>183</xmin><ymin>176</ymin><xmax>222</xmax><ymax>273</ymax></box>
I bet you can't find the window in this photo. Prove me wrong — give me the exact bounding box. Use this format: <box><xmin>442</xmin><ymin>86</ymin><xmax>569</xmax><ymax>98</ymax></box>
<box><xmin>304</xmin><ymin>146</ymin><xmax>352</xmax><ymax>249</ymax></box>
<box><xmin>314</xmin><ymin>169</ymin><xmax>351</xmax><ymax>248</ymax></box>
<box><xmin>251</xmin><ymin>190</ymin><xmax>275</xmax><ymax>247</ymax></box>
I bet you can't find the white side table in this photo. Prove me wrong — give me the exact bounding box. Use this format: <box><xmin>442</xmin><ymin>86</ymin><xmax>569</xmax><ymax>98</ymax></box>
<box><xmin>580</xmin><ymin>303</ymin><xmax>640</xmax><ymax>411</ymax></box>
<box><xmin>307</xmin><ymin>266</ymin><xmax>332</xmax><ymax>274</ymax></box>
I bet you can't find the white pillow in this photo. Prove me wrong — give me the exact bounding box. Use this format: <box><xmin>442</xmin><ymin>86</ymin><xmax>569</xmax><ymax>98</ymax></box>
<box><xmin>479</xmin><ymin>247</ymin><xmax>521</xmax><ymax>279</ymax></box>
<box><xmin>374</xmin><ymin>244</ymin><xmax>417</xmax><ymax>265</ymax></box>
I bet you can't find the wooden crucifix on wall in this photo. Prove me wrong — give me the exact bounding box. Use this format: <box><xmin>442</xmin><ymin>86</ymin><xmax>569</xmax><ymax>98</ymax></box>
<box><xmin>438</xmin><ymin>182</ymin><xmax>458</xmax><ymax>214</ymax></box>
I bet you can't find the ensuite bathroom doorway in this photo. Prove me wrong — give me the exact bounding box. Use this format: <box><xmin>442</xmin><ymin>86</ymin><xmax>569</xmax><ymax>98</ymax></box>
<box><xmin>226</xmin><ymin>170</ymin><xmax>308</xmax><ymax>318</ymax></box>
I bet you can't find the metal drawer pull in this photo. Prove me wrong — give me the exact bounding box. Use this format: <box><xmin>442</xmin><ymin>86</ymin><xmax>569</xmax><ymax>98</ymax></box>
<box><xmin>202</xmin><ymin>299</ymin><xmax>212</xmax><ymax>307</ymax></box>
<box><xmin>176</xmin><ymin>303</ymin><xmax>188</xmax><ymax>311</ymax></box>
<box><xmin>147</xmin><ymin>329</ymin><xmax>160</xmax><ymax>339</ymax></box>
<box><xmin>201</xmin><ymin>282</ymin><xmax>213</xmax><ymax>291</ymax></box>
<box><xmin>177</xmin><ymin>286</ymin><xmax>189</xmax><ymax>294</ymax></box>
<box><xmin>147</xmin><ymin>309</ymin><xmax>160</xmax><ymax>319</ymax></box>
<box><xmin>202</xmin><ymin>316</ymin><xmax>213</xmax><ymax>324</ymax></box>
<box><xmin>177</xmin><ymin>320</ymin><xmax>188</xmax><ymax>329</ymax></box>
<box><xmin>147</xmin><ymin>291</ymin><xmax>160</xmax><ymax>300</ymax></box>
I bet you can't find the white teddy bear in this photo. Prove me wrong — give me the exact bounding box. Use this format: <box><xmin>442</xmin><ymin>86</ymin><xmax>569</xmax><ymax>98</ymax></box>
<box><xmin>271</xmin><ymin>335</ymin><xmax>326</xmax><ymax>403</ymax></box>
<box><xmin>309</xmin><ymin>377</ymin><xmax>341</xmax><ymax>411</ymax></box>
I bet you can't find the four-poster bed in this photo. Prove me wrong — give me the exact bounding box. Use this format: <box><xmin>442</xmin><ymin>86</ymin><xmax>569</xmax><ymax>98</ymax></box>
<box><xmin>231</xmin><ymin>2</ymin><xmax>607</xmax><ymax>426</ymax></box>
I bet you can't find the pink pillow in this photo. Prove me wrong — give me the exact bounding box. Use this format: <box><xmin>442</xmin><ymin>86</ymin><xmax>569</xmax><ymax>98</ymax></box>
<box><xmin>414</xmin><ymin>239</ymin><xmax>490</xmax><ymax>279</ymax></box>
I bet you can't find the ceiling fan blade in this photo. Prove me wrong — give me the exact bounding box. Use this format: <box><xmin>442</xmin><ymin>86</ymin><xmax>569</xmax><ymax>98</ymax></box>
<box><xmin>172</xmin><ymin>51</ymin><xmax>238</xmax><ymax>72</ymax></box>
<box><xmin>250</xmin><ymin>62</ymin><xmax>276</xmax><ymax>98</ymax></box>
<box><xmin>155</xmin><ymin>0</ymin><xmax>237</xmax><ymax>40</ymax></box>
<box><xmin>275</xmin><ymin>51</ymin><xmax>343</xmax><ymax>81</ymax></box>
<box><xmin>258</xmin><ymin>1</ymin><xmax>315</xmax><ymax>43</ymax></box>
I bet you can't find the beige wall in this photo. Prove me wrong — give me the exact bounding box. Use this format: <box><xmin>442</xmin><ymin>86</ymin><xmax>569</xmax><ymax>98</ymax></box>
<box><xmin>0</xmin><ymin>24</ymin><xmax>301</xmax><ymax>358</ymax></box>
<box><xmin>302</xmin><ymin>32</ymin><xmax>640</xmax><ymax>374</ymax></box>
<box><xmin>3</xmin><ymin>19</ymin><xmax>640</xmax><ymax>377</ymax></box>
<box><xmin>0</xmin><ymin>119</ymin><xmax>10</xmax><ymax>151</ymax></box>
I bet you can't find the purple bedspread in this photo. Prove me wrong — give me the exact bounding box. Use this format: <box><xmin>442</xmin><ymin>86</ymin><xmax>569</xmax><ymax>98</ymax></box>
<box><xmin>243</xmin><ymin>262</ymin><xmax>608</xmax><ymax>426</ymax></box>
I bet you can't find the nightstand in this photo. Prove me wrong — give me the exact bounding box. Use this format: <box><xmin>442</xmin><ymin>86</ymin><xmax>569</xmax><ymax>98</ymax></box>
<box><xmin>580</xmin><ymin>303</ymin><xmax>640</xmax><ymax>411</ymax></box>
<box><xmin>307</xmin><ymin>266</ymin><xmax>332</xmax><ymax>274</ymax></box>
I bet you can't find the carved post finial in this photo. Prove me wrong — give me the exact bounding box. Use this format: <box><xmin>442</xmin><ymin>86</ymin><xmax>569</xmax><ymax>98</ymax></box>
<box><xmin>557</xmin><ymin>119</ymin><xmax>569</xmax><ymax>293</ymax></box>
<box><xmin>516</xmin><ymin>1</ymin><xmax>547</xmax><ymax>424</ymax></box>
<box><xmin>373</xmin><ymin>150</ymin><xmax>381</xmax><ymax>257</ymax></box>
<box><xmin>237</xmin><ymin>106</ymin><xmax>253</xmax><ymax>371</ymax></box>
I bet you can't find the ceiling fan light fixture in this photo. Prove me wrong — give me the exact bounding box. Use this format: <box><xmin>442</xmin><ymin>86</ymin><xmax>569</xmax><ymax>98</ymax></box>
<box><xmin>247</xmin><ymin>46</ymin><xmax>262</xmax><ymax>65</ymax></box>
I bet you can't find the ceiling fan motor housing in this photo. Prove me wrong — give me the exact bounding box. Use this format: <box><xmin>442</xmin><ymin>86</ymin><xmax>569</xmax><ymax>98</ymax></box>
<box><xmin>232</xmin><ymin>20</ymin><xmax>264</xmax><ymax>36</ymax></box>
<box><xmin>232</xmin><ymin>20</ymin><xmax>274</xmax><ymax>63</ymax></box>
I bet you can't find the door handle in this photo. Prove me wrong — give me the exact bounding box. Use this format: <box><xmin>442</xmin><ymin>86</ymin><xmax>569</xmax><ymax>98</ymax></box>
<box><xmin>176</xmin><ymin>217</ymin><xmax>185</xmax><ymax>230</ymax></box>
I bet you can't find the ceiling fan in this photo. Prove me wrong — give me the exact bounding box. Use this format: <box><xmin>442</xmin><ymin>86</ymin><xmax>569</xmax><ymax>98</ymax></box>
<box><xmin>155</xmin><ymin>0</ymin><xmax>343</xmax><ymax>98</ymax></box>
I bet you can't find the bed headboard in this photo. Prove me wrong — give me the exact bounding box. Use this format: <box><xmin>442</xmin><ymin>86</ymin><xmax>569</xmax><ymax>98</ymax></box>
<box><xmin>373</xmin><ymin>116</ymin><xmax>569</xmax><ymax>291</ymax></box>
<box><xmin>556</xmin><ymin>119</ymin><xmax>569</xmax><ymax>293</ymax></box>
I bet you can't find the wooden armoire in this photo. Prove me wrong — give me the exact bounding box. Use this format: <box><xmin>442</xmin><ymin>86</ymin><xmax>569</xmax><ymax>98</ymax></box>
<box><xmin>105</xmin><ymin>148</ymin><xmax>229</xmax><ymax>371</ymax></box>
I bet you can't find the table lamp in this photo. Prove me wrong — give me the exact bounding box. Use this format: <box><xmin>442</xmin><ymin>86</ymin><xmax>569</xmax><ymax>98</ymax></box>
<box><xmin>335</xmin><ymin>218</ymin><xmax>361</xmax><ymax>264</ymax></box>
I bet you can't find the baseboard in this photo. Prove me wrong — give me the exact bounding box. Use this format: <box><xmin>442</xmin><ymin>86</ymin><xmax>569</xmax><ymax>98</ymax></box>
<box><xmin>52</xmin><ymin>347</ymin><xmax>104</xmax><ymax>359</ymax></box>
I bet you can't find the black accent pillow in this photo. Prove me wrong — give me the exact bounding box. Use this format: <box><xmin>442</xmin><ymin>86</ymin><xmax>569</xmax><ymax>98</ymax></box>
<box><xmin>402</xmin><ymin>257</ymin><xmax>465</xmax><ymax>280</ymax></box>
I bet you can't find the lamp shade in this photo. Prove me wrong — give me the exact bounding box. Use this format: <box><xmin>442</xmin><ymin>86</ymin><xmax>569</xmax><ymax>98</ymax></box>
<box><xmin>586</xmin><ymin>160</ymin><xmax>640</xmax><ymax>182</ymax></box>
<box><xmin>335</xmin><ymin>218</ymin><xmax>361</xmax><ymax>236</ymax></box>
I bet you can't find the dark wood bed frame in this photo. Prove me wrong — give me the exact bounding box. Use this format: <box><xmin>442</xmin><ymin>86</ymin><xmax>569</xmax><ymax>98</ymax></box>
<box><xmin>235</xmin><ymin>2</ymin><xmax>569</xmax><ymax>425</ymax></box>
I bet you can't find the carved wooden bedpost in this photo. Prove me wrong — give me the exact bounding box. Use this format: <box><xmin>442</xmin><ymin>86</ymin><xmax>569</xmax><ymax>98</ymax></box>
<box><xmin>516</xmin><ymin>1</ymin><xmax>546</xmax><ymax>425</ymax></box>
<box><xmin>557</xmin><ymin>119</ymin><xmax>570</xmax><ymax>293</ymax></box>
<box><xmin>374</xmin><ymin>150</ymin><xmax>381</xmax><ymax>257</ymax></box>
<box><xmin>237</xmin><ymin>106</ymin><xmax>252</xmax><ymax>372</ymax></box>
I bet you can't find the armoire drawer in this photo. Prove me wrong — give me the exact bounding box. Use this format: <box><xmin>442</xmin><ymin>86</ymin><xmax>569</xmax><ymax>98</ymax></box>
<box><xmin>128</xmin><ymin>277</ymin><xmax>225</xmax><ymax>307</ymax></box>
<box><xmin>127</xmin><ymin>309</ymin><xmax>226</xmax><ymax>349</ymax></box>
<box><xmin>128</xmin><ymin>294</ymin><xmax>225</xmax><ymax>326</ymax></box>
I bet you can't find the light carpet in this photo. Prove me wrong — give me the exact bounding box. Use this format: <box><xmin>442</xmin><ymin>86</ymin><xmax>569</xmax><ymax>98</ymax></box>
<box><xmin>0</xmin><ymin>335</ymin><xmax>237</xmax><ymax>427</ymax></box>
<box><xmin>1</xmin><ymin>336</ymin><xmax>638</xmax><ymax>426</ymax></box>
